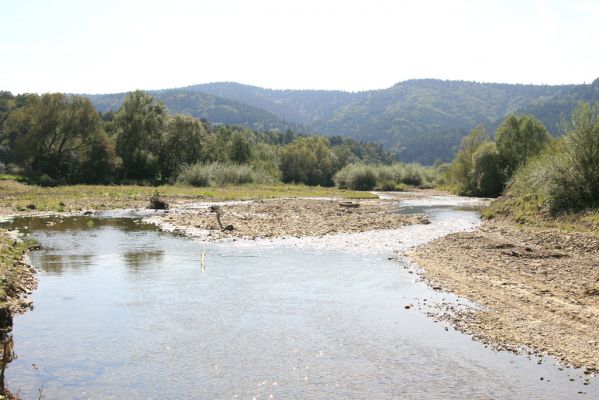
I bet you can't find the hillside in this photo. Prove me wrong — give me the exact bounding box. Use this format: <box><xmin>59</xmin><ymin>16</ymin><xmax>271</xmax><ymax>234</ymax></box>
<box><xmin>85</xmin><ymin>79</ymin><xmax>599</xmax><ymax>164</ymax></box>
<box><xmin>88</xmin><ymin>89</ymin><xmax>305</xmax><ymax>133</ymax></box>
<box><xmin>183</xmin><ymin>82</ymin><xmax>367</xmax><ymax>124</ymax></box>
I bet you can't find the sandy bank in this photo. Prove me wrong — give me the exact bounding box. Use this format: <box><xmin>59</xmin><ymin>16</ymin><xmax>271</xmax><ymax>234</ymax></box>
<box><xmin>409</xmin><ymin>220</ymin><xmax>599</xmax><ymax>373</ymax></box>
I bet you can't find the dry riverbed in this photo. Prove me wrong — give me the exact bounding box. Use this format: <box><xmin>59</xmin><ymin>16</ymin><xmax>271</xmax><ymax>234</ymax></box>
<box><xmin>409</xmin><ymin>219</ymin><xmax>599</xmax><ymax>374</ymax></box>
<box><xmin>148</xmin><ymin>197</ymin><xmax>429</xmax><ymax>240</ymax></box>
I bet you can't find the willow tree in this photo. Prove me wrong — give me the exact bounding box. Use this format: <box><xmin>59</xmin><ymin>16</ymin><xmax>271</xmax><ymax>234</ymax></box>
<box><xmin>3</xmin><ymin>93</ymin><xmax>106</xmax><ymax>182</ymax></box>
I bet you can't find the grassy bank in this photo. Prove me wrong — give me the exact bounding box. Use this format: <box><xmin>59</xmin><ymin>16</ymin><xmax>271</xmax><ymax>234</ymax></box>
<box><xmin>0</xmin><ymin>180</ymin><xmax>376</xmax><ymax>214</ymax></box>
<box><xmin>0</xmin><ymin>230</ymin><xmax>33</xmax><ymax>323</ymax></box>
<box><xmin>481</xmin><ymin>193</ymin><xmax>599</xmax><ymax>234</ymax></box>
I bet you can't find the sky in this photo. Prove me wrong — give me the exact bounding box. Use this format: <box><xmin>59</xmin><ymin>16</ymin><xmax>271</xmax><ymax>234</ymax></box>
<box><xmin>1</xmin><ymin>0</ymin><xmax>598</xmax><ymax>94</ymax></box>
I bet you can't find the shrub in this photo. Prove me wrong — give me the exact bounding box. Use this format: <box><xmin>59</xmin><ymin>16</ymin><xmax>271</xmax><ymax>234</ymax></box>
<box><xmin>177</xmin><ymin>162</ymin><xmax>273</xmax><ymax>187</ymax></box>
<box><xmin>334</xmin><ymin>164</ymin><xmax>377</xmax><ymax>190</ymax></box>
<box><xmin>510</xmin><ymin>102</ymin><xmax>599</xmax><ymax>211</ymax></box>
<box><xmin>334</xmin><ymin>162</ymin><xmax>438</xmax><ymax>191</ymax></box>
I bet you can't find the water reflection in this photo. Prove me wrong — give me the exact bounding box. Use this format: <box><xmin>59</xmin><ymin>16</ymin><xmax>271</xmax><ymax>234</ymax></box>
<box><xmin>38</xmin><ymin>254</ymin><xmax>95</xmax><ymax>274</ymax></box>
<box><xmin>123</xmin><ymin>250</ymin><xmax>164</xmax><ymax>272</ymax></box>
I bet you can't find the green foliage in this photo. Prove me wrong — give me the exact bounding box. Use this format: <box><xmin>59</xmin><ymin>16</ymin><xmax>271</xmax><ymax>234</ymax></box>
<box><xmin>85</xmin><ymin>79</ymin><xmax>599</xmax><ymax>164</ymax></box>
<box><xmin>114</xmin><ymin>90</ymin><xmax>166</xmax><ymax>180</ymax></box>
<box><xmin>1</xmin><ymin>90</ymin><xmax>397</xmax><ymax>187</ymax></box>
<box><xmin>159</xmin><ymin>114</ymin><xmax>206</xmax><ymax>182</ymax></box>
<box><xmin>447</xmin><ymin>126</ymin><xmax>491</xmax><ymax>195</ymax></box>
<box><xmin>509</xmin><ymin>102</ymin><xmax>599</xmax><ymax>212</ymax></box>
<box><xmin>334</xmin><ymin>162</ymin><xmax>438</xmax><ymax>191</ymax></box>
<box><xmin>2</xmin><ymin>93</ymin><xmax>109</xmax><ymax>182</ymax></box>
<box><xmin>471</xmin><ymin>142</ymin><xmax>505</xmax><ymax>197</ymax></box>
<box><xmin>280</xmin><ymin>137</ymin><xmax>336</xmax><ymax>186</ymax></box>
<box><xmin>227</xmin><ymin>132</ymin><xmax>252</xmax><ymax>164</ymax></box>
<box><xmin>495</xmin><ymin>115</ymin><xmax>550</xmax><ymax>177</ymax></box>
<box><xmin>334</xmin><ymin>164</ymin><xmax>378</xmax><ymax>190</ymax></box>
<box><xmin>177</xmin><ymin>162</ymin><xmax>273</xmax><ymax>187</ymax></box>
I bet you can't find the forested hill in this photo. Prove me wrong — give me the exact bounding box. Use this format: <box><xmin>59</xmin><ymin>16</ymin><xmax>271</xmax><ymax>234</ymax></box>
<box><xmin>182</xmin><ymin>82</ymin><xmax>367</xmax><ymax>124</ymax></box>
<box><xmin>87</xmin><ymin>89</ymin><xmax>306</xmax><ymax>134</ymax></box>
<box><xmin>85</xmin><ymin>78</ymin><xmax>599</xmax><ymax>165</ymax></box>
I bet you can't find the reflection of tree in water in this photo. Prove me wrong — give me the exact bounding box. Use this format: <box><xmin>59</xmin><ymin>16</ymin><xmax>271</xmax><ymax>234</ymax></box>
<box><xmin>2</xmin><ymin>217</ymin><xmax>154</xmax><ymax>234</ymax></box>
<box><xmin>39</xmin><ymin>253</ymin><xmax>95</xmax><ymax>274</ymax></box>
<box><xmin>0</xmin><ymin>320</ymin><xmax>15</xmax><ymax>398</ymax></box>
<box><xmin>123</xmin><ymin>250</ymin><xmax>164</xmax><ymax>272</ymax></box>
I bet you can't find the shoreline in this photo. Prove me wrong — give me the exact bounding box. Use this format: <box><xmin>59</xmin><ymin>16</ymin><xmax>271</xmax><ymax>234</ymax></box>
<box><xmin>408</xmin><ymin>218</ymin><xmax>599</xmax><ymax>375</ymax></box>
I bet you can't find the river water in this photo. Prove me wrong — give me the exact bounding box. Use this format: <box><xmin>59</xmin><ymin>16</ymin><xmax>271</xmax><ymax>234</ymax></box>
<box><xmin>2</xmin><ymin>197</ymin><xmax>597</xmax><ymax>399</ymax></box>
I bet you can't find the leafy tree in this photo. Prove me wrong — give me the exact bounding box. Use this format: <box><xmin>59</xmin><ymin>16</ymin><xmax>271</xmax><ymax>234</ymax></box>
<box><xmin>159</xmin><ymin>114</ymin><xmax>206</xmax><ymax>181</ymax></box>
<box><xmin>280</xmin><ymin>137</ymin><xmax>336</xmax><ymax>186</ymax></box>
<box><xmin>495</xmin><ymin>115</ymin><xmax>550</xmax><ymax>177</ymax></box>
<box><xmin>114</xmin><ymin>90</ymin><xmax>166</xmax><ymax>181</ymax></box>
<box><xmin>3</xmin><ymin>93</ymin><xmax>107</xmax><ymax>181</ymax></box>
<box><xmin>227</xmin><ymin>131</ymin><xmax>252</xmax><ymax>164</ymax></box>
<box><xmin>447</xmin><ymin>125</ymin><xmax>489</xmax><ymax>194</ymax></box>
<box><xmin>471</xmin><ymin>142</ymin><xmax>505</xmax><ymax>197</ymax></box>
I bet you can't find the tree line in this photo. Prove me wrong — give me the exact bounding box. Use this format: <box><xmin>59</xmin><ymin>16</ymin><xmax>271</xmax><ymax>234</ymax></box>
<box><xmin>0</xmin><ymin>90</ymin><xmax>395</xmax><ymax>187</ymax></box>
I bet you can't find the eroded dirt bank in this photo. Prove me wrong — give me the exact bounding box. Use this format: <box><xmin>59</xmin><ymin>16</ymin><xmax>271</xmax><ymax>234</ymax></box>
<box><xmin>148</xmin><ymin>197</ymin><xmax>429</xmax><ymax>240</ymax></box>
<box><xmin>409</xmin><ymin>220</ymin><xmax>599</xmax><ymax>373</ymax></box>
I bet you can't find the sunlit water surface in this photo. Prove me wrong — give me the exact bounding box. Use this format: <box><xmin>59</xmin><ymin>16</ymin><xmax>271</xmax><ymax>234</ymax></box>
<box><xmin>2</xmin><ymin>198</ymin><xmax>597</xmax><ymax>399</ymax></box>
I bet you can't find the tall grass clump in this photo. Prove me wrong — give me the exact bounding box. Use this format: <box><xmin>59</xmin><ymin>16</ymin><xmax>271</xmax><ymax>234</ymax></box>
<box><xmin>177</xmin><ymin>162</ymin><xmax>274</xmax><ymax>187</ymax></box>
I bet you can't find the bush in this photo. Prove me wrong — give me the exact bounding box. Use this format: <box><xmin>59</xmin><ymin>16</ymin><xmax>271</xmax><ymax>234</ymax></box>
<box><xmin>177</xmin><ymin>162</ymin><xmax>273</xmax><ymax>187</ymax></box>
<box><xmin>334</xmin><ymin>164</ymin><xmax>377</xmax><ymax>190</ymax></box>
<box><xmin>334</xmin><ymin>162</ymin><xmax>438</xmax><ymax>191</ymax></box>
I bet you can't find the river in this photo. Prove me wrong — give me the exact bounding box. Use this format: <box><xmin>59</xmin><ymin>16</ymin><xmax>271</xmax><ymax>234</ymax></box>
<box><xmin>2</xmin><ymin>197</ymin><xmax>596</xmax><ymax>399</ymax></box>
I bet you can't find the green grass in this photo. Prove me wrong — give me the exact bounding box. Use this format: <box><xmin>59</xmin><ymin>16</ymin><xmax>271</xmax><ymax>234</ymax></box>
<box><xmin>482</xmin><ymin>193</ymin><xmax>599</xmax><ymax>234</ymax></box>
<box><xmin>0</xmin><ymin>181</ymin><xmax>376</xmax><ymax>212</ymax></box>
<box><xmin>0</xmin><ymin>174</ymin><xmax>25</xmax><ymax>182</ymax></box>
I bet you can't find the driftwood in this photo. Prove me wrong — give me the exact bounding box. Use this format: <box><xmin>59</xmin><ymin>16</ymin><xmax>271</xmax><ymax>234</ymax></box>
<box><xmin>209</xmin><ymin>205</ymin><xmax>234</xmax><ymax>231</ymax></box>
<box><xmin>339</xmin><ymin>201</ymin><xmax>360</xmax><ymax>208</ymax></box>
<box><xmin>148</xmin><ymin>191</ymin><xmax>169</xmax><ymax>210</ymax></box>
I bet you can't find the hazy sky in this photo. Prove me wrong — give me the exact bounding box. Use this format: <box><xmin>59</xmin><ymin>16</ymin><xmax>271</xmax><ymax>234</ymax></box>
<box><xmin>1</xmin><ymin>0</ymin><xmax>598</xmax><ymax>94</ymax></box>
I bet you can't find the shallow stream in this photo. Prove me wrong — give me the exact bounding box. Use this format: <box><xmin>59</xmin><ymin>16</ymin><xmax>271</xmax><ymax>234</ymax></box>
<box><xmin>2</xmin><ymin>197</ymin><xmax>597</xmax><ymax>399</ymax></box>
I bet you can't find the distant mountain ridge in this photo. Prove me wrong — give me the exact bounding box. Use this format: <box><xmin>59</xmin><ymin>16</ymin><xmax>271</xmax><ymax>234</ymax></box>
<box><xmin>84</xmin><ymin>78</ymin><xmax>599</xmax><ymax>164</ymax></box>
<box><xmin>88</xmin><ymin>89</ymin><xmax>306</xmax><ymax>133</ymax></box>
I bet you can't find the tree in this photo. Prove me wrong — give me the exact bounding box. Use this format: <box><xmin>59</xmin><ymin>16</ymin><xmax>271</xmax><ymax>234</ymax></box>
<box><xmin>114</xmin><ymin>91</ymin><xmax>166</xmax><ymax>180</ymax></box>
<box><xmin>447</xmin><ymin>125</ymin><xmax>489</xmax><ymax>195</ymax></box>
<box><xmin>471</xmin><ymin>142</ymin><xmax>505</xmax><ymax>197</ymax></box>
<box><xmin>280</xmin><ymin>137</ymin><xmax>336</xmax><ymax>186</ymax></box>
<box><xmin>159</xmin><ymin>114</ymin><xmax>206</xmax><ymax>181</ymax></box>
<box><xmin>3</xmin><ymin>93</ymin><xmax>106</xmax><ymax>181</ymax></box>
<box><xmin>495</xmin><ymin>115</ymin><xmax>550</xmax><ymax>178</ymax></box>
<box><xmin>227</xmin><ymin>131</ymin><xmax>252</xmax><ymax>164</ymax></box>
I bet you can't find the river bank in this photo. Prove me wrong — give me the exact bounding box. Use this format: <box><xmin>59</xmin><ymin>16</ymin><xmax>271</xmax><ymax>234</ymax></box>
<box><xmin>409</xmin><ymin>218</ymin><xmax>599</xmax><ymax>374</ymax></box>
<box><xmin>0</xmin><ymin>230</ymin><xmax>36</xmax><ymax>321</ymax></box>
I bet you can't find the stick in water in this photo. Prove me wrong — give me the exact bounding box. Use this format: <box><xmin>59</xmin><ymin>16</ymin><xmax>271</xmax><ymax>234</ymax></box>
<box><xmin>201</xmin><ymin>251</ymin><xmax>206</xmax><ymax>271</ymax></box>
